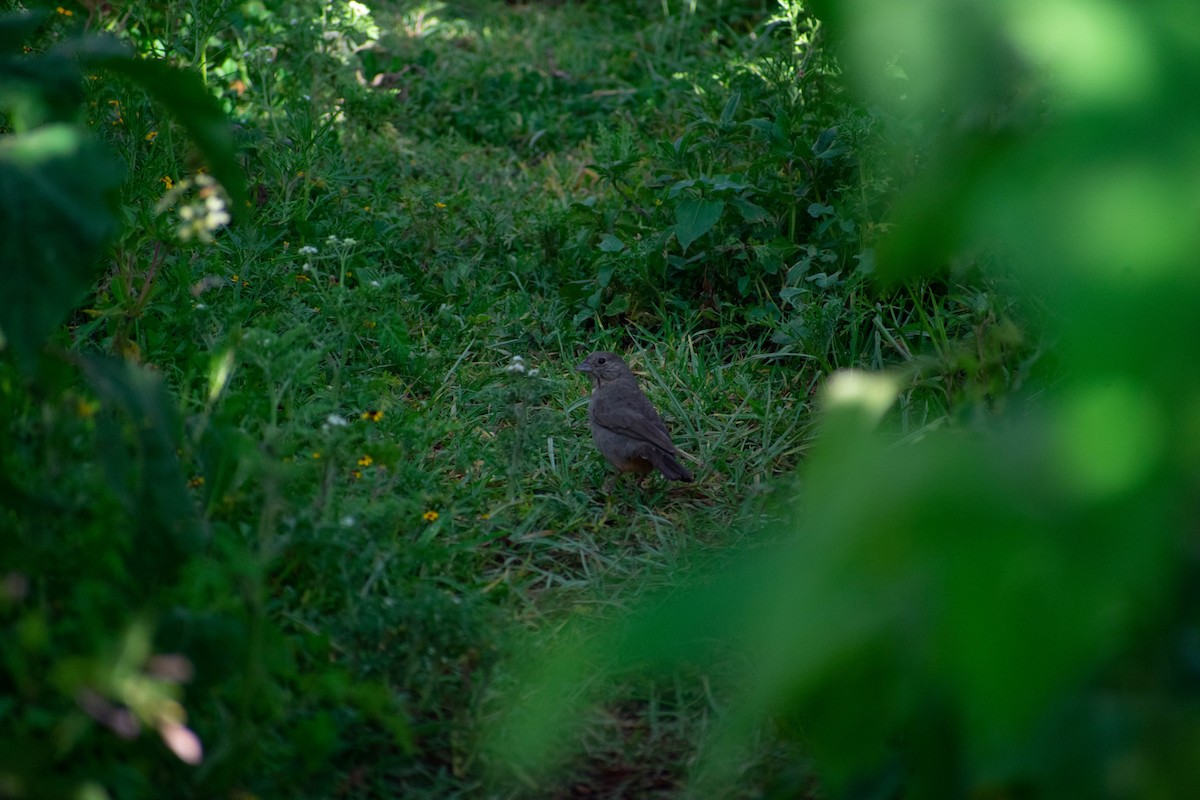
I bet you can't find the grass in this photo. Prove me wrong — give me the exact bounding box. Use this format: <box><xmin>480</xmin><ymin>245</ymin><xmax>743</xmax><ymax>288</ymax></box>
<box><xmin>2</xmin><ymin>1</ymin><xmax>1034</xmax><ymax>797</ymax></box>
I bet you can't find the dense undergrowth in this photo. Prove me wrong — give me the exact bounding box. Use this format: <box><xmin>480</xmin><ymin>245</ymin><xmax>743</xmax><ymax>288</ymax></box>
<box><xmin>3</xmin><ymin>0</ymin><xmax>1198</xmax><ymax>798</ymax></box>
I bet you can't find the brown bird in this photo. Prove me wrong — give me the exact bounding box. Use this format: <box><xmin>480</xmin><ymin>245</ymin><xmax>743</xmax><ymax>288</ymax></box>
<box><xmin>576</xmin><ymin>351</ymin><xmax>694</xmax><ymax>483</ymax></box>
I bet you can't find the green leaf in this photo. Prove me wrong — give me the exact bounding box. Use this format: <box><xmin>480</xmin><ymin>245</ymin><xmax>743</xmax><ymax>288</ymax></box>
<box><xmin>596</xmin><ymin>260</ymin><xmax>616</xmax><ymax>290</ymax></box>
<box><xmin>744</xmin><ymin>118</ymin><xmax>784</xmax><ymax>142</ymax></box>
<box><xmin>80</xmin><ymin>45</ymin><xmax>247</xmax><ymax>214</ymax></box>
<box><xmin>604</xmin><ymin>294</ymin><xmax>629</xmax><ymax>317</ymax></box>
<box><xmin>674</xmin><ymin>198</ymin><xmax>724</xmax><ymax>252</ymax></box>
<box><xmin>732</xmin><ymin>196</ymin><xmax>771</xmax><ymax>223</ymax></box>
<box><xmin>196</xmin><ymin>420</ymin><xmax>257</xmax><ymax>513</ymax></box>
<box><xmin>667</xmin><ymin>178</ymin><xmax>697</xmax><ymax>199</ymax></box>
<box><xmin>812</xmin><ymin>126</ymin><xmax>843</xmax><ymax>161</ymax></box>
<box><xmin>855</xmin><ymin>248</ymin><xmax>876</xmax><ymax>274</ymax></box>
<box><xmin>779</xmin><ymin>286</ymin><xmax>807</xmax><ymax>307</ymax></box>
<box><xmin>719</xmin><ymin>91</ymin><xmax>741</xmax><ymax>128</ymax></box>
<box><xmin>81</xmin><ymin>355</ymin><xmax>204</xmax><ymax>585</ymax></box>
<box><xmin>597</xmin><ymin>233</ymin><xmax>625</xmax><ymax>253</ymax></box>
<box><xmin>0</xmin><ymin>124</ymin><xmax>122</xmax><ymax>371</ymax></box>
<box><xmin>704</xmin><ymin>175</ymin><xmax>748</xmax><ymax>193</ymax></box>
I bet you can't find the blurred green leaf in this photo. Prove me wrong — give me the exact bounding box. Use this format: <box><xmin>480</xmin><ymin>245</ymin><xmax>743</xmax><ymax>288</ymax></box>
<box><xmin>78</xmin><ymin>43</ymin><xmax>247</xmax><ymax>214</ymax></box>
<box><xmin>0</xmin><ymin>10</ymin><xmax>48</xmax><ymax>55</ymax></box>
<box><xmin>80</xmin><ymin>356</ymin><xmax>204</xmax><ymax>585</ymax></box>
<box><xmin>194</xmin><ymin>421</ymin><xmax>256</xmax><ymax>513</ymax></box>
<box><xmin>0</xmin><ymin>124</ymin><xmax>122</xmax><ymax>371</ymax></box>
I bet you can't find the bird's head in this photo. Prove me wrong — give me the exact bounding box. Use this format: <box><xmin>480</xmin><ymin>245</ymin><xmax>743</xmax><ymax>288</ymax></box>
<box><xmin>576</xmin><ymin>351</ymin><xmax>632</xmax><ymax>388</ymax></box>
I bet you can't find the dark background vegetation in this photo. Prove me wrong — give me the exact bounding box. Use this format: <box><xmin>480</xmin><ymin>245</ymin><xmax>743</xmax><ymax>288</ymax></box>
<box><xmin>2</xmin><ymin>0</ymin><xmax>1198</xmax><ymax>797</ymax></box>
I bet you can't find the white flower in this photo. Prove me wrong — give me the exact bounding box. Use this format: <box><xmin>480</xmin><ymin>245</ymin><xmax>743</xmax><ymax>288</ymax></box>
<box><xmin>326</xmin><ymin>413</ymin><xmax>348</xmax><ymax>427</ymax></box>
<box><xmin>156</xmin><ymin>173</ymin><xmax>231</xmax><ymax>243</ymax></box>
<box><xmin>505</xmin><ymin>355</ymin><xmax>527</xmax><ymax>375</ymax></box>
<box><xmin>340</xmin><ymin>515</ymin><xmax>356</xmax><ymax>528</ymax></box>
<box><xmin>369</xmin><ymin>280</ymin><xmax>381</xmax><ymax>288</ymax></box>
<box><xmin>341</xmin><ymin>237</ymin><xmax>357</xmax><ymax>246</ymax></box>
<box><xmin>299</xmin><ymin>245</ymin><xmax>318</xmax><ymax>256</ymax></box>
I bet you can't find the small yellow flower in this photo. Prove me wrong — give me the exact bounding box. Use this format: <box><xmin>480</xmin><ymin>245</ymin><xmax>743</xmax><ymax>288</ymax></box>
<box><xmin>56</xmin><ymin>6</ymin><xmax>73</xmax><ymax>15</ymax></box>
<box><xmin>230</xmin><ymin>274</ymin><xmax>239</xmax><ymax>283</ymax></box>
<box><xmin>423</xmin><ymin>510</ymin><xmax>439</xmax><ymax>522</ymax></box>
<box><xmin>312</xmin><ymin>451</ymin><xmax>322</xmax><ymax>459</ymax></box>
<box><xmin>362</xmin><ymin>409</ymin><xmax>383</xmax><ymax>422</ymax></box>
<box><xmin>161</xmin><ymin>176</ymin><xmax>174</xmax><ymax>189</ymax></box>
<box><xmin>357</xmin><ymin>454</ymin><xmax>373</xmax><ymax>467</ymax></box>
<box><xmin>351</xmin><ymin>469</ymin><xmax>363</xmax><ymax>480</ymax></box>
<box><xmin>145</xmin><ymin>131</ymin><xmax>158</xmax><ymax>142</ymax></box>
<box><xmin>75</xmin><ymin>398</ymin><xmax>99</xmax><ymax>418</ymax></box>
<box><xmin>434</xmin><ymin>201</ymin><xmax>447</xmax><ymax>209</ymax></box>
<box><xmin>187</xmin><ymin>476</ymin><xmax>205</xmax><ymax>488</ymax></box>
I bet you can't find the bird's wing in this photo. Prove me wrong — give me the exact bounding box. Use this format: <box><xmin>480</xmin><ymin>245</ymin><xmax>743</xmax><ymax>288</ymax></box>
<box><xmin>591</xmin><ymin>394</ymin><xmax>676</xmax><ymax>454</ymax></box>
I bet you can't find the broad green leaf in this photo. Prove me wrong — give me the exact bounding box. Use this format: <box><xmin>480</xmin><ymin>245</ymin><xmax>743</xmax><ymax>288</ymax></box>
<box><xmin>597</xmin><ymin>233</ymin><xmax>624</xmax><ymax>253</ymax></box>
<box><xmin>674</xmin><ymin>198</ymin><xmax>724</xmax><ymax>252</ymax></box>
<box><xmin>0</xmin><ymin>124</ymin><xmax>122</xmax><ymax>371</ymax></box>
<box><xmin>732</xmin><ymin>196</ymin><xmax>771</xmax><ymax>223</ymax></box>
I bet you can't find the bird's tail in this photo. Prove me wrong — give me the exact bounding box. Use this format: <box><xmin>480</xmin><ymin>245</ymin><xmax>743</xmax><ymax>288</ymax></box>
<box><xmin>653</xmin><ymin>452</ymin><xmax>694</xmax><ymax>482</ymax></box>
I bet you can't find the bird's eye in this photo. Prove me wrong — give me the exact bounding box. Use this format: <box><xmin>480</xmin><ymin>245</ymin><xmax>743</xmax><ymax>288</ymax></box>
<box><xmin>597</xmin><ymin>357</ymin><xmax>606</xmax><ymax>364</ymax></box>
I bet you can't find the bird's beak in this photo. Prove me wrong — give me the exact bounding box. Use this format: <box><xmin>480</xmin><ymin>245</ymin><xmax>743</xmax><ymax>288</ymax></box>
<box><xmin>575</xmin><ymin>360</ymin><xmax>592</xmax><ymax>373</ymax></box>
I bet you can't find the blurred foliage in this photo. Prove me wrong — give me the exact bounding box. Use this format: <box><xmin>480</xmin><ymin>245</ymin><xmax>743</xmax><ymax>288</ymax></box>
<box><xmin>496</xmin><ymin>0</ymin><xmax>1200</xmax><ymax>797</ymax></box>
